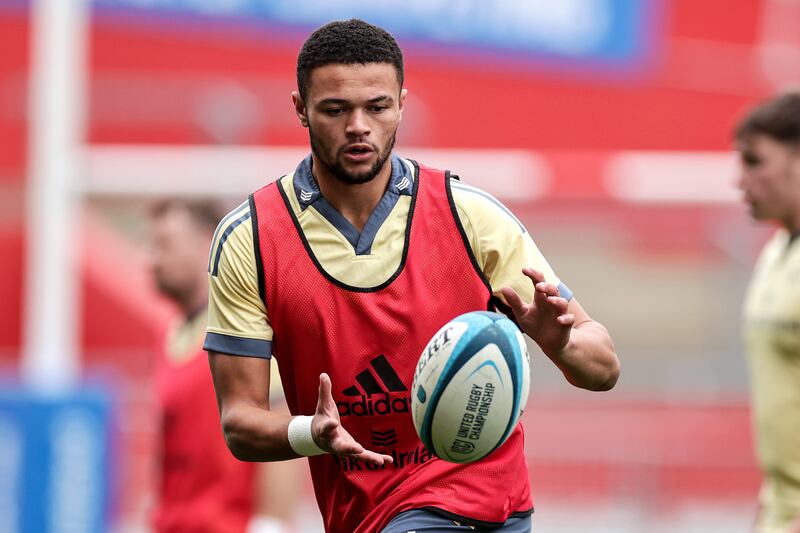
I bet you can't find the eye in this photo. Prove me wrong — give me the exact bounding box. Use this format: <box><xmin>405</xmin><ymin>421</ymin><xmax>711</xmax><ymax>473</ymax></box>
<box><xmin>742</xmin><ymin>153</ymin><xmax>761</xmax><ymax>167</ymax></box>
<box><xmin>324</xmin><ymin>108</ymin><xmax>344</xmax><ymax>116</ymax></box>
<box><xmin>369</xmin><ymin>105</ymin><xmax>389</xmax><ymax>113</ymax></box>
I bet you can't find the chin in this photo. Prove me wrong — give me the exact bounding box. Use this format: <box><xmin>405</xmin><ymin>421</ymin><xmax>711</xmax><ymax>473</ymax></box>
<box><xmin>745</xmin><ymin>204</ymin><xmax>761</xmax><ymax>219</ymax></box>
<box><xmin>343</xmin><ymin>156</ymin><xmax>377</xmax><ymax>171</ymax></box>
<box><xmin>334</xmin><ymin>159</ymin><xmax>384</xmax><ymax>185</ymax></box>
<box><xmin>347</xmin><ymin>173</ymin><xmax>379</xmax><ymax>185</ymax></box>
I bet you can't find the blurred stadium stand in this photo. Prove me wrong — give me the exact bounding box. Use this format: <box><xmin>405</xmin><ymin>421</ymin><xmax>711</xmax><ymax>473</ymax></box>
<box><xmin>1</xmin><ymin>0</ymin><xmax>798</xmax><ymax>530</ymax></box>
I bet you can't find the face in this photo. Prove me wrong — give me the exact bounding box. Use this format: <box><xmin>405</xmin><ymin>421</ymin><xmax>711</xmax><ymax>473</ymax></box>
<box><xmin>293</xmin><ymin>63</ymin><xmax>406</xmax><ymax>185</ymax></box>
<box><xmin>148</xmin><ymin>207</ymin><xmax>212</xmax><ymax>305</ymax></box>
<box><xmin>737</xmin><ymin>134</ymin><xmax>800</xmax><ymax>223</ymax></box>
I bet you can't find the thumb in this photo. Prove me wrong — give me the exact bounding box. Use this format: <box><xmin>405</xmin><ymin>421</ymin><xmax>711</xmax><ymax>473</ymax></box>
<box><xmin>500</xmin><ymin>286</ymin><xmax>527</xmax><ymax>317</ymax></box>
<box><xmin>316</xmin><ymin>373</ymin><xmax>335</xmax><ymax>415</ymax></box>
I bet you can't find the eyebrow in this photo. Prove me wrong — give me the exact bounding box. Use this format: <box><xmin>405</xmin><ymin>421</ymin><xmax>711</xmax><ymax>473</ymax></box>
<box><xmin>317</xmin><ymin>95</ymin><xmax>394</xmax><ymax>106</ymax></box>
<box><xmin>740</xmin><ymin>149</ymin><xmax>760</xmax><ymax>162</ymax></box>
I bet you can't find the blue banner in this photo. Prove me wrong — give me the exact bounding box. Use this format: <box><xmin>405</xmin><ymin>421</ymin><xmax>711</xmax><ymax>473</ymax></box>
<box><xmin>93</xmin><ymin>0</ymin><xmax>653</xmax><ymax>63</ymax></box>
<box><xmin>0</xmin><ymin>387</ymin><xmax>113</xmax><ymax>533</ymax></box>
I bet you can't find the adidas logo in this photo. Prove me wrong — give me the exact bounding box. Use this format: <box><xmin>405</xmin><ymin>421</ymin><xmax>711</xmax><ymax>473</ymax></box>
<box><xmin>371</xmin><ymin>429</ymin><xmax>397</xmax><ymax>447</ymax></box>
<box><xmin>337</xmin><ymin>355</ymin><xmax>410</xmax><ymax>417</ymax></box>
<box><xmin>396</xmin><ymin>176</ymin><xmax>410</xmax><ymax>191</ymax></box>
<box><xmin>343</xmin><ymin>354</ymin><xmax>407</xmax><ymax>396</ymax></box>
<box><xmin>299</xmin><ymin>189</ymin><xmax>313</xmax><ymax>202</ymax></box>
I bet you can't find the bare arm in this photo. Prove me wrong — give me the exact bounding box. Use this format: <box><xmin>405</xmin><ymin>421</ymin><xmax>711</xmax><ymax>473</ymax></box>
<box><xmin>208</xmin><ymin>351</ymin><xmax>393</xmax><ymax>464</ymax></box>
<box><xmin>251</xmin><ymin>399</ymin><xmax>307</xmax><ymax>527</ymax></box>
<box><xmin>501</xmin><ymin>268</ymin><xmax>620</xmax><ymax>391</ymax></box>
<box><xmin>208</xmin><ymin>352</ymin><xmax>293</xmax><ymax>461</ymax></box>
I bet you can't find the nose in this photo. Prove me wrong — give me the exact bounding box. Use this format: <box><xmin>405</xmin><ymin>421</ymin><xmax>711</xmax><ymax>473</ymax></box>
<box><xmin>145</xmin><ymin>244</ymin><xmax>159</xmax><ymax>272</ymax></box>
<box><xmin>345</xmin><ymin>109</ymin><xmax>370</xmax><ymax>137</ymax></box>
<box><xmin>736</xmin><ymin>169</ymin><xmax>749</xmax><ymax>191</ymax></box>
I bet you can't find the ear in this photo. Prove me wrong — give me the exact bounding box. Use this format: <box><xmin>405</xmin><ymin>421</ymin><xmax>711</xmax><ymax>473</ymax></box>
<box><xmin>398</xmin><ymin>88</ymin><xmax>408</xmax><ymax>120</ymax></box>
<box><xmin>291</xmin><ymin>91</ymin><xmax>309</xmax><ymax>128</ymax></box>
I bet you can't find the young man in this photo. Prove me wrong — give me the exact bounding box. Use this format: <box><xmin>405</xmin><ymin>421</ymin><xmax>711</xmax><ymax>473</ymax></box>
<box><xmin>737</xmin><ymin>91</ymin><xmax>800</xmax><ymax>533</ymax></box>
<box><xmin>148</xmin><ymin>199</ymin><xmax>301</xmax><ymax>533</ymax></box>
<box><xmin>205</xmin><ymin>19</ymin><xmax>619</xmax><ymax>533</ymax></box>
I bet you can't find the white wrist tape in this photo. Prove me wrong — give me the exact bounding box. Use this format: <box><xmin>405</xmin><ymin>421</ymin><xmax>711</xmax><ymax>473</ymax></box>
<box><xmin>287</xmin><ymin>416</ymin><xmax>326</xmax><ymax>456</ymax></box>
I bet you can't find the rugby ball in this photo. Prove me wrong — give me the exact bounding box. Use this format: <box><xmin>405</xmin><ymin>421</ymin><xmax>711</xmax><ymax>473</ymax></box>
<box><xmin>411</xmin><ymin>311</ymin><xmax>530</xmax><ymax>464</ymax></box>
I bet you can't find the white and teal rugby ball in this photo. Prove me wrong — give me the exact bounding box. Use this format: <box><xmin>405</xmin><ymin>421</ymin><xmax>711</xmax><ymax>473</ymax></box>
<box><xmin>411</xmin><ymin>311</ymin><xmax>530</xmax><ymax>464</ymax></box>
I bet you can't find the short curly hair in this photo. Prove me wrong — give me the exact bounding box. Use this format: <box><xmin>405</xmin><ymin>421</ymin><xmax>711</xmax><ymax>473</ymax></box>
<box><xmin>296</xmin><ymin>19</ymin><xmax>404</xmax><ymax>101</ymax></box>
<box><xmin>735</xmin><ymin>90</ymin><xmax>800</xmax><ymax>145</ymax></box>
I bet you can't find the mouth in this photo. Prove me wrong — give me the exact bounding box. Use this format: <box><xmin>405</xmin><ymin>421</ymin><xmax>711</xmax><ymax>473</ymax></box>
<box><xmin>342</xmin><ymin>144</ymin><xmax>374</xmax><ymax>163</ymax></box>
<box><xmin>742</xmin><ymin>196</ymin><xmax>759</xmax><ymax>215</ymax></box>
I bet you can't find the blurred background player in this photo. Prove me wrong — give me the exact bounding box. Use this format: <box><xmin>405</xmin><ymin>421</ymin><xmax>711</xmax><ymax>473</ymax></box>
<box><xmin>737</xmin><ymin>91</ymin><xmax>800</xmax><ymax>533</ymax></box>
<box><xmin>147</xmin><ymin>198</ymin><xmax>302</xmax><ymax>533</ymax></box>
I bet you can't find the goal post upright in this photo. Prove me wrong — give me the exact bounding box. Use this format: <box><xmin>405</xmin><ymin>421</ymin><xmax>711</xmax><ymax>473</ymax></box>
<box><xmin>22</xmin><ymin>0</ymin><xmax>89</xmax><ymax>391</ymax></box>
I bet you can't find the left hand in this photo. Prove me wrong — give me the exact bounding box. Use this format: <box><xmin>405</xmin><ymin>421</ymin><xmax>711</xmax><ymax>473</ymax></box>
<box><xmin>500</xmin><ymin>268</ymin><xmax>574</xmax><ymax>356</ymax></box>
<box><xmin>311</xmin><ymin>373</ymin><xmax>393</xmax><ymax>466</ymax></box>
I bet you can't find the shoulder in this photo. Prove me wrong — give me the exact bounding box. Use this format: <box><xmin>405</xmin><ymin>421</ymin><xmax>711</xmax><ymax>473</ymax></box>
<box><xmin>758</xmin><ymin>229</ymin><xmax>789</xmax><ymax>262</ymax></box>
<box><xmin>448</xmin><ymin>179</ymin><xmax>527</xmax><ymax>236</ymax></box>
<box><xmin>209</xmin><ymin>200</ymin><xmax>255</xmax><ymax>277</ymax></box>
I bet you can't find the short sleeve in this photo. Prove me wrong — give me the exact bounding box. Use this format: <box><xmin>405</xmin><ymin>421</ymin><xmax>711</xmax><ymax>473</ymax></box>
<box><xmin>204</xmin><ymin>201</ymin><xmax>273</xmax><ymax>358</ymax></box>
<box><xmin>450</xmin><ymin>181</ymin><xmax>573</xmax><ymax>306</ymax></box>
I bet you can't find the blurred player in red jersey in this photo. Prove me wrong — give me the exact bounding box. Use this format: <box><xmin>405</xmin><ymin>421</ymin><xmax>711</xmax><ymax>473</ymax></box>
<box><xmin>205</xmin><ymin>19</ymin><xmax>619</xmax><ymax>533</ymax></box>
<box><xmin>148</xmin><ymin>199</ymin><xmax>303</xmax><ymax>533</ymax></box>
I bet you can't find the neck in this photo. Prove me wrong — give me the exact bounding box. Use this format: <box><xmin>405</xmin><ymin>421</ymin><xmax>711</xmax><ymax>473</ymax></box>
<box><xmin>177</xmin><ymin>289</ymin><xmax>208</xmax><ymax>321</ymax></box>
<box><xmin>311</xmin><ymin>155</ymin><xmax>392</xmax><ymax>232</ymax></box>
<box><xmin>782</xmin><ymin>208</ymin><xmax>800</xmax><ymax>236</ymax></box>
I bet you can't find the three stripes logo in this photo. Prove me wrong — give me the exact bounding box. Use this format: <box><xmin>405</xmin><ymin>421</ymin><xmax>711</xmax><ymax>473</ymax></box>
<box><xmin>337</xmin><ymin>355</ymin><xmax>411</xmax><ymax>417</ymax></box>
<box><xmin>299</xmin><ymin>189</ymin><xmax>314</xmax><ymax>203</ymax></box>
<box><xmin>371</xmin><ymin>429</ymin><xmax>398</xmax><ymax>448</ymax></box>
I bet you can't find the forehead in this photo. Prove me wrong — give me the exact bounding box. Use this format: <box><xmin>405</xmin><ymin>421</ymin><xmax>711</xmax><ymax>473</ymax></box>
<box><xmin>151</xmin><ymin>208</ymin><xmax>202</xmax><ymax>239</ymax></box>
<box><xmin>738</xmin><ymin>133</ymin><xmax>789</xmax><ymax>155</ymax></box>
<box><xmin>306</xmin><ymin>63</ymin><xmax>400</xmax><ymax>102</ymax></box>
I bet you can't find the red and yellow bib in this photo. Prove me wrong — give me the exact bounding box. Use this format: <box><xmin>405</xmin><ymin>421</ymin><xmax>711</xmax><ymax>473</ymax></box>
<box><xmin>251</xmin><ymin>162</ymin><xmax>532</xmax><ymax>533</ymax></box>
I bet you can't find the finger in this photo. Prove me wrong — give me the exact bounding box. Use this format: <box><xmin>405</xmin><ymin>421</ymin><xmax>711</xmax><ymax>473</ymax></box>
<box><xmin>500</xmin><ymin>286</ymin><xmax>528</xmax><ymax>316</ymax></box>
<box><xmin>545</xmin><ymin>296</ymin><xmax>569</xmax><ymax>313</ymax></box>
<box><xmin>322</xmin><ymin>423</ymin><xmax>363</xmax><ymax>453</ymax></box>
<box><xmin>329</xmin><ymin>438</ymin><xmax>365</xmax><ymax>456</ymax></box>
<box><xmin>522</xmin><ymin>268</ymin><xmax>545</xmax><ymax>284</ymax></box>
<box><xmin>317</xmin><ymin>373</ymin><xmax>339</xmax><ymax>418</ymax></box>
<box><xmin>535</xmin><ymin>282</ymin><xmax>560</xmax><ymax>297</ymax></box>
<box><xmin>318</xmin><ymin>373</ymin><xmax>331</xmax><ymax>399</ymax></box>
<box><xmin>355</xmin><ymin>449</ymin><xmax>394</xmax><ymax>466</ymax></box>
<box><xmin>532</xmin><ymin>284</ymin><xmax>549</xmax><ymax>307</ymax></box>
<box><xmin>556</xmin><ymin>314</ymin><xmax>575</xmax><ymax>326</ymax></box>
<box><xmin>328</xmin><ymin>425</ymin><xmax>372</xmax><ymax>457</ymax></box>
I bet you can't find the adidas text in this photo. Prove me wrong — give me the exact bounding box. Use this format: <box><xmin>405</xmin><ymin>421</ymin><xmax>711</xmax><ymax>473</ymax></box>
<box><xmin>336</xmin><ymin>393</ymin><xmax>410</xmax><ymax>417</ymax></box>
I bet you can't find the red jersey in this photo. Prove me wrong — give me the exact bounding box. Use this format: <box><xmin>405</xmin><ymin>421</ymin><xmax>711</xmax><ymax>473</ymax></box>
<box><xmin>251</xmin><ymin>162</ymin><xmax>532</xmax><ymax>533</ymax></box>
<box><xmin>153</xmin><ymin>315</ymin><xmax>255</xmax><ymax>533</ymax></box>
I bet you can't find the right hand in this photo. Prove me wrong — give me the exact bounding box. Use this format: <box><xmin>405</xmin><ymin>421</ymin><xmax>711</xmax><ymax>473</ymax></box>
<box><xmin>500</xmin><ymin>268</ymin><xmax>574</xmax><ymax>357</ymax></box>
<box><xmin>311</xmin><ymin>373</ymin><xmax>394</xmax><ymax>466</ymax></box>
